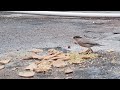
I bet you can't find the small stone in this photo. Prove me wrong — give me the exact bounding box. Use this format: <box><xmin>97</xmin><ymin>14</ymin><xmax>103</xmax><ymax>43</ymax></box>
<box><xmin>68</xmin><ymin>46</ymin><xmax>71</xmax><ymax>49</ymax></box>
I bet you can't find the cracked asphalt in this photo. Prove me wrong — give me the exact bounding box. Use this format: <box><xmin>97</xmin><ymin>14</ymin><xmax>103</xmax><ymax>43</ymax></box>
<box><xmin>1</xmin><ymin>11</ymin><xmax>120</xmax><ymax>79</ymax></box>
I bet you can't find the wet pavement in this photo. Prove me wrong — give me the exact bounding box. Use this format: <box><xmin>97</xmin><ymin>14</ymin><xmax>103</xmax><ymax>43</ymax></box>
<box><xmin>1</xmin><ymin>12</ymin><xmax>120</xmax><ymax>79</ymax></box>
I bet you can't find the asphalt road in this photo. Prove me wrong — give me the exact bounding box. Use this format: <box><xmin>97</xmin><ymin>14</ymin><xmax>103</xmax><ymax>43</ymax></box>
<box><xmin>1</xmin><ymin>11</ymin><xmax>120</xmax><ymax>54</ymax></box>
<box><xmin>1</xmin><ymin>12</ymin><xmax>120</xmax><ymax>79</ymax></box>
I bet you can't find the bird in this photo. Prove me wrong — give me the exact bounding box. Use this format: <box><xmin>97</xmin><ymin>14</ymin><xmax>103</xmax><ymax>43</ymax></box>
<box><xmin>73</xmin><ymin>36</ymin><xmax>102</xmax><ymax>53</ymax></box>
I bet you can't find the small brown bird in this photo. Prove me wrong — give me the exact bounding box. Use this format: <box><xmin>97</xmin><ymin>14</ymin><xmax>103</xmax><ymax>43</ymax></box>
<box><xmin>73</xmin><ymin>36</ymin><xmax>102</xmax><ymax>53</ymax></box>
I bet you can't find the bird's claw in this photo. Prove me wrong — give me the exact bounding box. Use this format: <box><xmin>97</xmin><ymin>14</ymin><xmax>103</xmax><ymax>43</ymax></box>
<box><xmin>80</xmin><ymin>49</ymin><xmax>93</xmax><ymax>54</ymax></box>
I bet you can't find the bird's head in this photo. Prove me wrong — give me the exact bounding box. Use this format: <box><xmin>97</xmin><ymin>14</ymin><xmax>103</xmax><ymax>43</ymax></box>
<box><xmin>73</xmin><ymin>36</ymin><xmax>82</xmax><ymax>39</ymax></box>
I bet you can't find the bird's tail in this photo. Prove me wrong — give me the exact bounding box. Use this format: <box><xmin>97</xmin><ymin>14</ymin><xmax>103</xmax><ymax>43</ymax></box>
<box><xmin>96</xmin><ymin>44</ymin><xmax>104</xmax><ymax>46</ymax></box>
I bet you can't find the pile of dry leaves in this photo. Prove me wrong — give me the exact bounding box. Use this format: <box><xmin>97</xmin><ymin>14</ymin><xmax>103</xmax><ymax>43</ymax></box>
<box><xmin>0</xmin><ymin>48</ymin><xmax>99</xmax><ymax>78</ymax></box>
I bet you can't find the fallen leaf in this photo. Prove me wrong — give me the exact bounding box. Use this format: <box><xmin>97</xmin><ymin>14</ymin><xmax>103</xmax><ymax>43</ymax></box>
<box><xmin>0</xmin><ymin>59</ymin><xmax>11</xmax><ymax>64</ymax></box>
<box><xmin>0</xmin><ymin>64</ymin><xmax>5</xmax><ymax>70</ymax></box>
<box><xmin>64</xmin><ymin>67</ymin><xmax>73</xmax><ymax>74</ymax></box>
<box><xmin>51</xmin><ymin>54</ymin><xmax>70</xmax><ymax>61</ymax></box>
<box><xmin>69</xmin><ymin>59</ymin><xmax>83</xmax><ymax>64</ymax></box>
<box><xmin>34</xmin><ymin>60</ymin><xmax>52</xmax><ymax>73</ymax></box>
<box><xmin>43</xmin><ymin>52</ymin><xmax>61</xmax><ymax>60</ymax></box>
<box><xmin>48</xmin><ymin>49</ymin><xmax>61</xmax><ymax>55</ymax></box>
<box><xmin>18</xmin><ymin>70</ymin><xmax>35</xmax><ymax>78</ymax></box>
<box><xmin>68</xmin><ymin>52</ymin><xmax>98</xmax><ymax>64</ymax></box>
<box><xmin>21</xmin><ymin>52</ymin><xmax>36</xmax><ymax>60</ymax></box>
<box><xmin>107</xmin><ymin>49</ymin><xmax>114</xmax><ymax>53</ymax></box>
<box><xmin>48</xmin><ymin>49</ymin><xmax>58</xmax><ymax>53</ymax></box>
<box><xmin>35</xmin><ymin>64</ymin><xmax>52</xmax><ymax>73</ymax></box>
<box><xmin>54</xmin><ymin>77</ymin><xmax>61</xmax><ymax>79</ymax></box>
<box><xmin>52</xmin><ymin>60</ymin><xmax>68</xmax><ymax>68</ymax></box>
<box><xmin>32</xmin><ymin>54</ymin><xmax>44</xmax><ymax>60</ymax></box>
<box><xmin>65</xmin><ymin>77</ymin><xmax>72</xmax><ymax>79</ymax></box>
<box><xmin>29</xmin><ymin>49</ymin><xmax>43</xmax><ymax>53</ymax></box>
<box><xmin>25</xmin><ymin>62</ymin><xmax>37</xmax><ymax>71</ymax></box>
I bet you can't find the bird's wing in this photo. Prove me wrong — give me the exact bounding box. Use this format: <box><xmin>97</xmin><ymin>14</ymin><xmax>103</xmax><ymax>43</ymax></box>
<box><xmin>80</xmin><ymin>38</ymin><xmax>100</xmax><ymax>46</ymax></box>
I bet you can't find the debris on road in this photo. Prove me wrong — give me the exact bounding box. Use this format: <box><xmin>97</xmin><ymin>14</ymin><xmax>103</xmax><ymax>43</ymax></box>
<box><xmin>0</xmin><ymin>48</ymin><xmax>100</xmax><ymax>78</ymax></box>
<box><xmin>18</xmin><ymin>70</ymin><xmax>35</xmax><ymax>78</ymax></box>
<box><xmin>28</xmin><ymin>49</ymin><xmax>43</xmax><ymax>54</ymax></box>
<box><xmin>52</xmin><ymin>60</ymin><xmax>68</xmax><ymax>68</ymax></box>
<box><xmin>64</xmin><ymin>67</ymin><xmax>73</xmax><ymax>74</ymax></box>
<box><xmin>0</xmin><ymin>64</ymin><xmax>5</xmax><ymax>70</ymax></box>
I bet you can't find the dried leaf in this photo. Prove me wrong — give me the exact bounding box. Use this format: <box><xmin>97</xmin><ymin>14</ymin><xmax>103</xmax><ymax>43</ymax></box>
<box><xmin>54</xmin><ymin>77</ymin><xmax>61</xmax><ymax>79</ymax></box>
<box><xmin>32</xmin><ymin>54</ymin><xmax>44</xmax><ymax>60</ymax></box>
<box><xmin>52</xmin><ymin>60</ymin><xmax>68</xmax><ymax>68</ymax></box>
<box><xmin>43</xmin><ymin>52</ymin><xmax>61</xmax><ymax>60</ymax></box>
<box><xmin>34</xmin><ymin>60</ymin><xmax>52</xmax><ymax>73</ymax></box>
<box><xmin>0</xmin><ymin>59</ymin><xmax>11</xmax><ymax>64</ymax></box>
<box><xmin>68</xmin><ymin>59</ymin><xmax>83</xmax><ymax>64</ymax></box>
<box><xmin>79</xmin><ymin>54</ymin><xmax>99</xmax><ymax>59</ymax></box>
<box><xmin>48</xmin><ymin>49</ymin><xmax>58</xmax><ymax>53</ymax></box>
<box><xmin>25</xmin><ymin>62</ymin><xmax>37</xmax><ymax>71</ymax></box>
<box><xmin>29</xmin><ymin>49</ymin><xmax>43</xmax><ymax>53</ymax></box>
<box><xmin>61</xmin><ymin>56</ymin><xmax>70</xmax><ymax>61</ymax></box>
<box><xmin>64</xmin><ymin>68</ymin><xmax>73</xmax><ymax>74</ymax></box>
<box><xmin>21</xmin><ymin>52</ymin><xmax>36</xmax><ymax>60</ymax></box>
<box><xmin>18</xmin><ymin>71</ymin><xmax>35</xmax><ymax>78</ymax></box>
<box><xmin>48</xmin><ymin>49</ymin><xmax>61</xmax><ymax>55</ymax></box>
<box><xmin>51</xmin><ymin>54</ymin><xmax>70</xmax><ymax>61</ymax></box>
<box><xmin>107</xmin><ymin>49</ymin><xmax>114</xmax><ymax>53</ymax></box>
<box><xmin>35</xmin><ymin>64</ymin><xmax>52</xmax><ymax>73</ymax></box>
<box><xmin>65</xmin><ymin>77</ymin><xmax>72</xmax><ymax>79</ymax></box>
<box><xmin>0</xmin><ymin>64</ymin><xmax>5</xmax><ymax>70</ymax></box>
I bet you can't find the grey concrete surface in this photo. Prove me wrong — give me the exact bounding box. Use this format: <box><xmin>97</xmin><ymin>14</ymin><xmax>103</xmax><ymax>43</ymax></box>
<box><xmin>1</xmin><ymin>12</ymin><xmax>120</xmax><ymax>79</ymax></box>
<box><xmin>1</xmin><ymin>11</ymin><xmax>120</xmax><ymax>54</ymax></box>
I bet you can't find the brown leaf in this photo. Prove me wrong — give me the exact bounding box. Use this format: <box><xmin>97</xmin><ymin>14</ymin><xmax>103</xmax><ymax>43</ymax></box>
<box><xmin>21</xmin><ymin>52</ymin><xmax>36</xmax><ymax>60</ymax></box>
<box><xmin>25</xmin><ymin>62</ymin><xmax>37</xmax><ymax>71</ymax></box>
<box><xmin>29</xmin><ymin>49</ymin><xmax>43</xmax><ymax>54</ymax></box>
<box><xmin>51</xmin><ymin>54</ymin><xmax>70</xmax><ymax>61</ymax></box>
<box><xmin>68</xmin><ymin>52</ymin><xmax>98</xmax><ymax>64</ymax></box>
<box><xmin>0</xmin><ymin>64</ymin><xmax>5</xmax><ymax>70</ymax></box>
<box><xmin>107</xmin><ymin>49</ymin><xmax>114</xmax><ymax>53</ymax></box>
<box><xmin>61</xmin><ymin>56</ymin><xmax>70</xmax><ymax>61</ymax></box>
<box><xmin>54</xmin><ymin>77</ymin><xmax>61</xmax><ymax>79</ymax></box>
<box><xmin>48</xmin><ymin>49</ymin><xmax>58</xmax><ymax>53</ymax></box>
<box><xmin>48</xmin><ymin>49</ymin><xmax>62</xmax><ymax>55</ymax></box>
<box><xmin>68</xmin><ymin>59</ymin><xmax>83</xmax><ymax>64</ymax></box>
<box><xmin>35</xmin><ymin>64</ymin><xmax>52</xmax><ymax>73</ymax></box>
<box><xmin>0</xmin><ymin>59</ymin><xmax>11</xmax><ymax>64</ymax></box>
<box><xmin>32</xmin><ymin>54</ymin><xmax>44</xmax><ymax>60</ymax></box>
<box><xmin>52</xmin><ymin>60</ymin><xmax>68</xmax><ymax>68</ymax></box>
<box><xmin>65</xmin><ymin>77</ymin><xmax>72</xmax><ymax>79</ymax></box>
<box><xmin>64</xmin><ymin>67</ymin><xmax>73</xmax><ymax>74</ymax></box>
<box><xmin>81</xmin><ymin>56</ymin><xmax>91</xmax><ymax>59</ymax></box>
<box><xmin>18</xmin><ymin>70</ymin><xmax>35</xmax><ymax>78</ymax></box>
<box><xmin>0</xmin><ymin>56</ymin><xmax>12</xmax><ymax>64</ymax></box>
<box><xmin>34</xmin><ymin>60</ymin><xmax>52</xmax><ymax>73</ymax></box>
<box><xmin>43</xmin><ymin>52</ymin><xmax>61</xmax><ymax>60</ymax></box>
